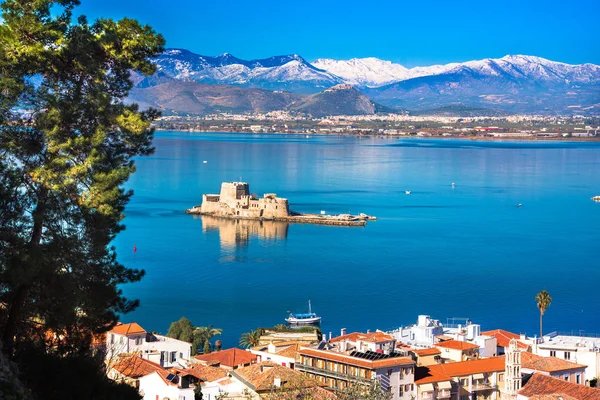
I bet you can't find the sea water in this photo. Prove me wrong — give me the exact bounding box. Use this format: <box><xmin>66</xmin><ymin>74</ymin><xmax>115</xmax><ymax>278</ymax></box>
<box><xmin>115</xmin><ymin>132</ymin><xmax>600</xmax><ymax>346</ymax></box>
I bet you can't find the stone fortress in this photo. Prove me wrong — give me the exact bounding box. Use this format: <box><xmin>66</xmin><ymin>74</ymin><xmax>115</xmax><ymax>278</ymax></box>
<box><xmin>187</xmin><ymin>181</ymin><xmax>374</xmax><ymax>226</ymax></box>
<box><xmin>198</xmin><ymin>182</ymin><xmax>291</xmax><ymax>219</ymax></box>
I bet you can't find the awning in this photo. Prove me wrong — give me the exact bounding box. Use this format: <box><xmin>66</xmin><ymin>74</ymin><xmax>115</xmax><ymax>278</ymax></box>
<box><xmin>420</xmin><ymin>383</ymin><xmax>434</xmax><ymax>392</ymax></box>
<box><xmin>438</xmin><ymin>381</ymin><xmax>452</xmax><ymax>390</ymax></box>
<box><xmin>472</xmin><ymin>373</ymin><xmax>484</xmax><ymax>380</ymax></box>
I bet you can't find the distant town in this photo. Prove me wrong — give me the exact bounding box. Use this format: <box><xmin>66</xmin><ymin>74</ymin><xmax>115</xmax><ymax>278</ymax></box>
<box><xmin>154</xmin><ymin>113</ymin><xmax>600</xmax><ymax>140</ymax></box>
<box><xmin>104</xmin><ymin>313</ymin><xmax>600</xmax><ymax>400</ymax></box>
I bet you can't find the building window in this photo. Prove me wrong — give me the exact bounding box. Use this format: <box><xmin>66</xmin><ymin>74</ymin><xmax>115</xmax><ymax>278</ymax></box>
<box><xmin>565</xmin><ymin>375</ymin><xmax>569</xmax><ymax>381</ymax></box>
<box><xmin>550</xmin><ymin>350</ymin><xmax>556</xmax><ymax>357</ymax></box>
<box><xmin>565</xmin><ymin>351</ymin><xmax>571</xmax><ymax>360</ymax></box>
<box><xmin>119</xmin><ymin>336</ymin><xmax>124</xmax><ymax>344</ymax></box>
<box><xmin>388</xmin><ymin>369</ymin><xmax>393</xmax><ymax>376</ymax></box>
<box><xmin>399</xmin><ymin>386</ymin><xmax>403</xmax><ymax>396</ymax></box>
<box><xmin>576</xmin><ymin>374</ymin><xmax>581</xmax><ymax>384</ymax></box>
<box><xmin>499</xmin><ymin>373</ymin><xmax>504</xmax><ymax>382</ymax></box>
<box><xmin>171</xmin><ymin>351</ymin><xmax>177</xmax><ymax>363</ymax></box>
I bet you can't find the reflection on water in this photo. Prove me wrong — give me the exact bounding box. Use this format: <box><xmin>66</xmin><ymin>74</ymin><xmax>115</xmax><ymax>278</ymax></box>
<box><xmin>199</xmin><ymin>215</ymin><xmax>288</xmax><ymax>250</ymax></box>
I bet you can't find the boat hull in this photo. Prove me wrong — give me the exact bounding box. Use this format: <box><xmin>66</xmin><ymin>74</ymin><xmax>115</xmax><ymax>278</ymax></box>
<box><xmin>285</xmin><ymin>317</ymin><xmax>321</xmax><ymax>325</ymax></box>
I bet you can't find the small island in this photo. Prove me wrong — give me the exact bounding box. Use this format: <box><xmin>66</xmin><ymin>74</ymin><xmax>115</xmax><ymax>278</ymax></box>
<box><xmin>186</xmin><ymin>182</ymin><xmax>374</xmax><ymax>226</ymax></box>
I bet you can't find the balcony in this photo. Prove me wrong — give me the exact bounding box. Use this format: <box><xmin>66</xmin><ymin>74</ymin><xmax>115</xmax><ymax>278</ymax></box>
<box><xmin>296</xmin><ymin>363</ymin><xmax>371</xmax><ymax>383</ymax></box>
<box><xmin>437</xmin><ymin>389</ymin><xmax>452</xmax><ymax>398</ymax></box>
<box><xmin>463</xmin><ymin>381</ymin><xmax>497</xmax><ymax>392</ymax></box>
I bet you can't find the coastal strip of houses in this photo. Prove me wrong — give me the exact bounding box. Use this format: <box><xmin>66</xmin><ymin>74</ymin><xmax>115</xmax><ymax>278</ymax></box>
<box><xmin>103</xmin><ymin>319</ymin><xmax>600</xmax><ymax>400</ymax></box>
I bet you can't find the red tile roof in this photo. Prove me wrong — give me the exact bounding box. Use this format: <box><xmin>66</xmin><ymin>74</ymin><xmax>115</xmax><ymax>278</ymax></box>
<box><xmin>299</xmin><ymin>348</ymin><xmax>414</xmax><ymax>369</ymax></box>
<box><xmin>482</xmin><ymin>329</ymin><xmax>529</xmax><ymax>349</ymax></box>
<box><xmin>112</xmin><ymin>356</ymin><xmax>163</xmax><ymax>378</ymax></box>
<box><xmin>330</xmin><ymin>331</ymin><xmax>394</xmax><ymax>344</ymax></box>
<box><xmin>519</xmin><ymin>373</ymin><xmax>600</xmax><ymax>400</ymax></box>
<box><xmin>435</xmin><ymin>340</ymin><xmax>479</xmax><ymax>351</ymax></box>
<box><xmin>414</xmin><ymin>366</ymin><xmax>453</xmax><ymax>384</ymax></box>
<box><xmin>521</xmin><ymin>352</ymin><xmax>587</xmax><ymax>373</ymax></box>
<box><xmin>233</xmin><ymin>362</ymin><xmax>330</xmax><ymax>394</ymax></box>
<box><xmin>415</xmin><ymin>357</ymin><xmax>505</xmax><ymax>384</ymax></box>
<box><xmin>414</xmin><ymin>348</ymin><xmax>442</xmax><ymax>356</ymax></box>
<box><xmin>181</xmin><ymin>364</ymin><xmax>228</xmax><ymax>382</ymax></box>
<box><xmin>194</xmin><ymin>348</ymin><xmax>258</xmax><ymax>368</ymax></box>
<box><xmin>109</xmin><ymin>322</ymin><xmax>146</xmax><ymax>336</ymax></box>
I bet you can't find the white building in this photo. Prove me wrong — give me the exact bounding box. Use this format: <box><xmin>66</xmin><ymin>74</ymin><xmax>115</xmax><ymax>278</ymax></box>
<box><xmin>138</xmin><ymin>371</ymin><xmax>195</xmax><ymax>400</ymax></box>
<box><xmin>297</xmin><ymin>331</ymin><xmax>416</xmax><ymax>400</ymax></box>
<box><xmin>390</xmin><ymin>315</ymin><xmax>444</xmax><ymax>348</ymax></box>
<box><xmin>532</xmin><ymin>332</ymin><xmax>600</xmax><ymax>385</ymax></box>
<box><xmin>106</xmin><ymin>322</ymin><xmax>192</xmax><ymax>368</ymax></box>
<box><xmin>389</xmin><ymin>315</ymin><xmax>497</xmax><ymax>357</ymax></box>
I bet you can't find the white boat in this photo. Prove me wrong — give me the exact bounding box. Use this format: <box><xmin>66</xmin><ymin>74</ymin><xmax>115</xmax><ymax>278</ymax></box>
<box><xmin>405</xmin><ymin>190</ymin><xmax>411</xmax><ymax>195</ymax></box>
<box><xmin>592</xmin><ymin>196</ymin><xmax>600</xmax><ymax>202</ymax></box>
<box><xmin>285</xmin><ymin>300</ymin><xmax>321</xmax><ymax>325</ymax></box>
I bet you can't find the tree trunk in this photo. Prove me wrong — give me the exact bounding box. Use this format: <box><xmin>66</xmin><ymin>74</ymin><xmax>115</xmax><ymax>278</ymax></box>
<box><xmin>539</xmin><ymin>311</ymin><xmax>543</xmax><ymax>340</ymax></box>
<box><xmin>1</xmin><ymin>191</ymin><xmax>46</xmax><ymax>357</ymax></box>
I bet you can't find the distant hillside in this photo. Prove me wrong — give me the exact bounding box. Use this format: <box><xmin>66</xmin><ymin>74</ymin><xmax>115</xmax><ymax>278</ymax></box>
<box><xmin>289</xmin><ymin>84</ymin><xmax>393</xmax><ymax>117</ymax></box>
<box><xmin>128</xmin><ymin>78</ymin><xmax>391</xmax><ymax>117</ymax></box>
<box><xmin>409</xmin><ymin>104</ymin><xmax>510</xmax><ymax>117</ymax></box>
<box><xmin>128</xmin><ymin>73</ymin><xmax>302</xmax><ymax>115</ymax></box>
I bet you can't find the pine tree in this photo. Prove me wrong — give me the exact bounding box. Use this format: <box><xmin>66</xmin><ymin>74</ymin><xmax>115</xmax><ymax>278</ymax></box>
<box><xmin>0</xmin><ymin>0</ymin><xmax>164</xmax><ymax>363</ymax></box>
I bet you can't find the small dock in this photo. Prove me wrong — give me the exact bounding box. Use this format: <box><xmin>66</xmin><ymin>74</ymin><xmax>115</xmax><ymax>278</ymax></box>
<box><xmin>186</xmin><ymin>207</ymin><xmax>370</xmax><ymax>226</ymax></box>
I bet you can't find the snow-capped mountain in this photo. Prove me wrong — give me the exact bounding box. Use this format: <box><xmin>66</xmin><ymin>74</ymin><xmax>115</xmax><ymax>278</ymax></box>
<box><xmin>313</xmin><ymin>55</ymin><xmax>600</xmax><ymax>88</ymax></box>
<box><xmin>152</xmin><ymin>49</ymin><xmax>342</xmax><ymax>93</ymax></box>
<box><xmin>135</xmin><ymin>50</ymin><xmax>600</xmax><ymax>114</ymax></box>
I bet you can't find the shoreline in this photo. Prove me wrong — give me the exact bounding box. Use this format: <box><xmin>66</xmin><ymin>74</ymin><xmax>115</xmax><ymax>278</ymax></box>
<box><xmin>186</xmin><ymin>210</ymin><xmax>368</xmax><ymax>227</ymax></box>
<box><xmin>154</xmin><ymin>128</ymin><xmax>600</xmax><ymax>142</ymax></box>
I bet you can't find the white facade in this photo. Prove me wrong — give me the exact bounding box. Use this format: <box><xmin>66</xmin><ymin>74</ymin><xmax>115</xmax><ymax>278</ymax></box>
<box><xmin>390</xmin><ymin>315</ymin><xmax>444</xmax><ymax>347</ymax></box>
<box><xmin>139</xmin><ymin>372</ymin><xmax>194</xmax><ymax>400</ymax></box>
<box><xmin>107</xmin><ymin>332</ymin><xmax>192</xmax><ymax>368</ymax></box>
<box><xmin>532</xmin><ymin>333</ymin><xmax>600</xmax><ymax>384</ymax></box>
<box><xmin>250</xmin><ymin>343</ymin><xmax>296</xmax><ymax>368</ymax></box>
<box><xmin>202</xmin><ymin>376</ymin><xmax>256</xmax><ymax>400</ymax></box>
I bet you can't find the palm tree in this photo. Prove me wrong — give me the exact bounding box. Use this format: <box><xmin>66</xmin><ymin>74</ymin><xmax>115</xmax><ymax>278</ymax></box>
<box><xmin>274</xmin><ymin>324</ymin><xmax>288</xmax><ymax>330</ymax></box>
<box><xmin>193</xmin><ymin>325</ymin><xmax>222</xmax><ymax>353</ymax></box>
<box><xmin>535</xmin><ymin>290</ymin><xmax>552</xmax><ymax>339</ymax></box>
<box><xmin>239</xmin><ymin>329</ymin><xmax>261</xmax><ymax>348</ymax></box>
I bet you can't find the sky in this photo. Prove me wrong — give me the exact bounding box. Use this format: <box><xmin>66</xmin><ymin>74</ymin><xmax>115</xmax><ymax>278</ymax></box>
<box><xmin>75</xmin><ymin>0</ymin><xmax>600</xmax><ymax>67</ymax></box>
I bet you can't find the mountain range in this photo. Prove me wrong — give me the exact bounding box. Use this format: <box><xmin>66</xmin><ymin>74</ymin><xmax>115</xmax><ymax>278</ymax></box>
<box><xmin>127</xmin><ymin>49</ymin><xmax>600</xmax><ymax>115</ymax></box>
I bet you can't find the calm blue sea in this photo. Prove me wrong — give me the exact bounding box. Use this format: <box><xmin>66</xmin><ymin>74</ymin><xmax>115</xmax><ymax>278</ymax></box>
<box><xmin>114</xmin><ymin>132</ymin><xmax>600</xmax><ymax>347</ymax></box>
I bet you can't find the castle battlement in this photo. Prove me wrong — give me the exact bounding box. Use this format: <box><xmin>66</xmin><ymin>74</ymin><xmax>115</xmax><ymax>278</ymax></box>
<box><xmin>199</xmin><ymin>182</ymin><xmax>290</xmax><ymax>219</ymax></box>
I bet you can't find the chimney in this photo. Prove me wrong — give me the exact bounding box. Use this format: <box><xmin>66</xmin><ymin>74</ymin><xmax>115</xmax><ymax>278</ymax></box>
<box><xmin>367</xmin><ymin>329</ymin><xmax>370</xmax><ymax>334</ymax></box>
<box><xmin>341</xmin><ymin>328</ymin><xmax>347</xmax><ymax>337</ymax></box>
<box><xmin>273</xmin><ymin>376</ymin><xmax>281</xmax><ymax>388</ymax></box>
<box><xmin>268</xmin><ymin>342</ymin><xmax>276</xmax><ymax>354</ymax></box>
<box><xmin>520</xmin><ymin>333</ymin><xmax>526</xmax><ymax>341</ymax></box>
<box><xmin>328</xmin><ymin>332</ymin><xmax>332</xmax><ymax>341</ymax></box>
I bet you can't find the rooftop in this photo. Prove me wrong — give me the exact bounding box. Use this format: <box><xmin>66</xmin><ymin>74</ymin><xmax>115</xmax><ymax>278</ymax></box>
<box><xmin>112</xmin><ymin>356</ymin><xmax>163</xmax><ymax>378</ymax></box>
<box><xmin>519</xmin><ymin>373</ymin><xmax>600</xmax><ymax>400</ymax></box>
<box><xmin>435</xmin><ymin>340</ymin><xmax>480</xmax><ymax>351</ymax></box>
<box><xmin>109</xmin><ymin>322</ymin><xmax>146</xmax><ymax>336</ymax></box>
<box><xmin>232</xmin><ymin>362</ymin><xmax>330</xmax><ymax>394</ymax></box>
<box><xmin>194</xmin><ymin>348</ymin><xmax>258</xmax><ymax>368</ymax></box>
<box><xmin>330</xmin><ymin>331</ymin><xmax>395</xmax><ymax>344</ymax></box>
<box><xmin>521</xmin><ymin>352</ymin><xmax>587</xmax><ymax>372</ymax></box>
<box><xmin>415</xmin><ymin>356</ymin><xmax>505</xmax><ymax>384</ymax></box>
<box><xmin>538</xmin><ymin>333</ymin><xmax>600</xmax><ymax>350</ymax></box>
<box><xmin>482</xmin><ymin>329</ymin><xmax>529</xmax><ymax>349</ymax></box>
<box><xmin>299</xmin><ymin>347</ymin><xmax>414</xmax><ymax>369</ymax></box>
<box><xmin>181</xmin><ymin>364</ymin><xmax>228</xmax><ymax>382</ymax></box>
<box><xmin>413</xmin><ymin>348</ymin><xmax>442</xmax><ymax>357</ymax></box>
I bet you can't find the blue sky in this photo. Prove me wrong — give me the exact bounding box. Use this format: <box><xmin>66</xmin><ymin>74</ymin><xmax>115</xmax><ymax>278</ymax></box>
<box><xmin>77</xmin><ymin>0</ymin><xmax>600</xmax><ymax>66</ymax></box>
